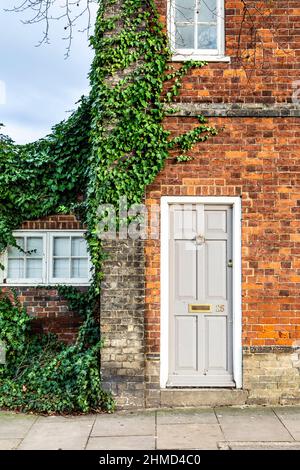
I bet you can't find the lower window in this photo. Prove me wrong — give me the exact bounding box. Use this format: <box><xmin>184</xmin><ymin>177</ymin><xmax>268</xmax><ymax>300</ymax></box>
<box><xmin>0</xmin><ymin>230</ymin><xmax>91</xmax><ymax>286</ymax></box>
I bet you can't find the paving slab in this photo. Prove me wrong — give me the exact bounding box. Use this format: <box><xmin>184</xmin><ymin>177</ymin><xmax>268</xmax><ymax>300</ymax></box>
<box><xmin>18</xmin><ymin>416</ymin><xmax>95</xmax><ymax>450</ymax></box>
<box><xmin>273</xmin><ymin>407</ymin><xmax>300</xmax><ymax>441</ymax></box>
<box><xmin>157</xmin><ymin>423</ymin><xmax>223</xmax><ymax>450</ymax></box>
<box><xmin>0</xmin><ymin>412</ymin><xmax>37</xmax><ymax>439</ymax></box>
<box><xmin>37</xmin><ymin>415</ymin><xmax>96</xmax><ymax>423</ymax></box>
<box><xmin>86</xmin><ymin>436</ymin><xmax>155</xmax><ymax>450</ymax></box>
<box><xmin>0</xmin><ymin>439</ymin><xmax>21</xmax><ymax>450</ymax></box>
<box><xmin>216</xmin><ymin>407</ymin><xmax>293</xmax><ymax>442</ymax></box>
<box><xmin>157</xmin><ymin>408</ymin><xmax>217</xmax><ymax>425</ymax></box>
<box><xmin>1</xmin><ymin>407</ymin><xmax>300</xmax><ymax>450</ymax></box>
<box><xmin>92</xmin><ymin>412</ymin><xmax>155</xmax><ymax>437</ymax></box>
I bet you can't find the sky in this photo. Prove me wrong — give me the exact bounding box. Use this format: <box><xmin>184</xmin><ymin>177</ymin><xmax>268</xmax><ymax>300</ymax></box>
<box><xmin>0</xmin><ymin>1</ymin><xmax>97</xmax><ymax>144</ymax></box>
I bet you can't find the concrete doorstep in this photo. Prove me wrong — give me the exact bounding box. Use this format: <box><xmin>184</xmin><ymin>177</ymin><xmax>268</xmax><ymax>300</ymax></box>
<box><xmin>0</xmin><ymin>406</ymin><xmax>300</xmax><ymax>450</ymax></box>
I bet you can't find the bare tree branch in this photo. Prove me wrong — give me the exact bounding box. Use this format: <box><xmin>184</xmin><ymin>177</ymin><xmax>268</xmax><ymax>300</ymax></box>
<box><xmin>4</xmin><ymin>0</ymin><xmax>98</xmax><ymax>57</ymax></box>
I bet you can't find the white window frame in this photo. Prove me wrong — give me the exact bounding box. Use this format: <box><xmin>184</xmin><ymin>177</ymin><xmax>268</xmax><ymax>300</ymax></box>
<box><xmin>168</xmin><ymin>0</ymin><xmax>230</xmax><ymax>62</ymax></box>
<box><xmin>49</xmin><ymin>232</ymin><xmax>91</xmax><ymax>285</ymax></box>
<box><xmin>1</xmin><ymin>232</ymin><xmax>47</xmax><ymax>285</ymax></box>
<box><xmin>0</xmin><ymin>230</ymin><xmax>91</xmax><ymax>286</ymax></box>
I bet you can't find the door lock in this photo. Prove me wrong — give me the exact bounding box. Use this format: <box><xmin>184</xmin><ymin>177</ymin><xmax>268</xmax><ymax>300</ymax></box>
<box><xmin>228</xmin><ymin>259</ymin><xmax>233</xmax><ymax>268</ymax></box>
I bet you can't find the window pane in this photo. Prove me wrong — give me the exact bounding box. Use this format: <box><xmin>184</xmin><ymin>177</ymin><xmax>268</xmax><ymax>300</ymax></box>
<box><xmin>71</xmin><ymin>237</ymin><xmax>88</xmax><ymax>257</ymax></box>
<box><xmin>8</xmin><ymin>259</ymin><xmax>24</xmax><ymax>278</ymax></box>
<box><xmin>8</xmin><ymin>237</ymin><xmax>24</xmax><ymax>258</ymax></box>
<box><xmin>198</xmin><ymin>0</ymin><xmax>217</xmax><ymax>23</ymax></box>
<box><xmin>53</xmin><ymin>258</ymin><xmax>69</xmax><ymax>278</ymax></box>
<box><xmin>53</xmin><ymin>237</ymin><xmax>70</xmax><ymax>257</ymax></box>
<box><xmin>71</xmin><ymin>259</ymin><xmax>88</xmax><ymax>279</ymax></box>
<box><xmin>175</xmin><ymin>0</ymin><xmax>195</xmax><ymax>22</ymax></box>
<box><xmin>197</xmin><ymin>24</ymin><xmax>217</xmax><ymax>49</ymax></box>
<box><xmin>26</xmin><ymin>259</ymin><xmax>42</xmax><ymax>278</ymax></box>
<box><xmin>175</xmin><ymin>24</ymin><xmax>195</xmax><ymax>49</ymax></box>
<box><xmin>27</xmin><ymin>237</ymin><xmax>43</xmax><ymax>256</ymax></box>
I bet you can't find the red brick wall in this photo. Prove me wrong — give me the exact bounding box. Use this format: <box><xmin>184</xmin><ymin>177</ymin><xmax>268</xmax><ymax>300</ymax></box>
<box><xmin>145</xmin><ymin>116</ymin><xmax>300</xmax><ymax>351</ymax></box>
<box><xmin>1</xmin><ymin>215</ymin><xmax>86</xmax><ymax>343</ymax></box>
<box><xmin>155</xmin><ymin>0</ymin><xmax>299</xmax><ymax>104</ymax></box>
<box><xmin>21</xmin><ymin>214</ymin><xmax>84</xmax><ymax>230</ymax></box>
<box><xmin>143</xmin><ymin>1</ymin><xmax>300</xmax><ymax>355</ymax></box>
<box><xmin>1</xmin><ymin>287</ymin><xmax>84</xmax><ymax>343</ymax></box>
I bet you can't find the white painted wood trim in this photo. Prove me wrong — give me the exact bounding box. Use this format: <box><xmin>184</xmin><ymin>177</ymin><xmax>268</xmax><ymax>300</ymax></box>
<box><xmin>232</xmin><ymin>197</ymin><xmax>243</xmax><ymax>388</ymax></box>
<box><xmin>0</xmin><ymin>231</ymin><xmax>47</xmax><ymax>286</ymax></box>
<box><xmin>172</xmin><ymin>54</ymin><xmax>231</xmax><ymax>62</ymax></box>
<box><xmin>160</xmin><ymin>197</ymin><xmax>170</xmax><ymax>388</ymax></box>
<box><xmin>160</xmin><ymin>196</ymin><xmax>243</xmax><ymax>389</ymax></box>
<box><xmin>48</xmin><ymin>231</ymin><xmax>92</xmax><ymax>285</ymax></box>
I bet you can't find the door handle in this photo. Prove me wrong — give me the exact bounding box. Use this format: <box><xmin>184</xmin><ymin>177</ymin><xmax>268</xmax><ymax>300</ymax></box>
<box><xmin>228</xmin><ymin>259</ymin><xmax>233</xmax><ymax>268</ymax></box>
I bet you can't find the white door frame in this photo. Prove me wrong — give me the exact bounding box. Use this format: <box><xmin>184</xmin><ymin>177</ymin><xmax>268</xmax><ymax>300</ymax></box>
<box><xmin>160</xmin><ymin>196</ymin><xmax>242</xmax><ymax>389</ymax></box>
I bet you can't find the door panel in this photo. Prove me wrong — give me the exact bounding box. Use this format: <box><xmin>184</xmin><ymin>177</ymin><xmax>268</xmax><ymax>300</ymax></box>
<box><xmin>206</xmin><ymin>240</ymin><xmax>227</xmax><ymax>299</ymax></box>
<box><xmin>205</xmin><ymin>210</ymin><xmax>227</xmax><ymax>235</ymax></box>
<box><xmin>173</xmin><ymin>206</ymin><xmax>197</xmax><ymax>239</ymax></box>
<box><xmin>205</xmin><ymin>316</ymin><xmax>228</xmax><ymax>373</ymax></box>
<box><xmin>175</xmin><ymin>240</ymin><xmax>197</xmax><ymax>300</ymax></box>
<box><xmin>168</xmin><ymin>203</ymin><xmax>234</xmax><ymax>387</ymax></box>
<box><xmin>175</xmin><ymin>316</ymin><xmax>198</xmax><ymax>371</ymax></box>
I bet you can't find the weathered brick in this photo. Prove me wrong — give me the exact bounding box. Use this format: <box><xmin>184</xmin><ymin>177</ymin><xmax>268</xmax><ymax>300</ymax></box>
<box><xmin>100</xmin><ymin>239</ymin><xmax>146</xmax><ymax>408</ymax></box>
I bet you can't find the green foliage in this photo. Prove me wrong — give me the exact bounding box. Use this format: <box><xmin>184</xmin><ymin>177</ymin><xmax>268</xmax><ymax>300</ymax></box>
<box><xmin>0</xmin><ymin>0</ymin><xmax>217</xmax><ymax>414</ymax></box>
<box><xmin>0</xmin><ymin>290</ymin><xmax>114</xmax><ymax>413</ymax></box>
<box><xmin>176</xmin><ymin>154</ymin><xmax>193</xmax><ymax>163</ymax></box>
<box><xmin>0</xmin><ymin>291</ymin><xmax>30</xmax><ymax>355</ymax></box>
<box><xmin>0</xmin><ymin>98</ymin><xmax>92</xmax><ymax>253</ymax></box>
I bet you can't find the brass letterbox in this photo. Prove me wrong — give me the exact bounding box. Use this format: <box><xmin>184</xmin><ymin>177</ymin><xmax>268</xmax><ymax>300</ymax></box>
<box><xmin>188</xmin><ymin>304</ymin><xmax>212</xmax><ymax>313</ymax></box>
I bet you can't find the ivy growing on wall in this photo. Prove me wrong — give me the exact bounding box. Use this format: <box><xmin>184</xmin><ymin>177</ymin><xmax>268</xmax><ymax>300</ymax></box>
<box><xmin>0</xmin><ymin>0</ymin><xmax>217</xmax><ymax>413</ymax></box>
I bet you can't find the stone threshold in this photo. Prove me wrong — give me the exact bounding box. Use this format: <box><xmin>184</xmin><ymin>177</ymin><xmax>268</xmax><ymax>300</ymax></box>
<box><xmin>160</xmin><ymin>388</ymin><xmax>249</xmax><ymax>407</ymax></box>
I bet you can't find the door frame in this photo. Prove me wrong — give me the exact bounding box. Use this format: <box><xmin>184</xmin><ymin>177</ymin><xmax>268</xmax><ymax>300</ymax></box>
<box><xmin>160</xmin><ymin>196</ymin><xmax>242</xmax><ymax>389</ymax></box>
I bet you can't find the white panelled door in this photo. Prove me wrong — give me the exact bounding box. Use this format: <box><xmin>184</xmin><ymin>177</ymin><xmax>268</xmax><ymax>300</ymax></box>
<box><xmin>168</xmin><ymin>203</ymin><xmax>234</xmax><ymax>387</ymax></box>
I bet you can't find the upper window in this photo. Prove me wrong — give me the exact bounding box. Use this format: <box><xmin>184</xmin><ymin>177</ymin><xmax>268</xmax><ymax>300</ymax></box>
<box><xmin>169</xmin><ymin>0</ymin><xmax>228</xmax><ymax>61</ymax></box>
<box><xmin>0</xmin><ymin>231</ymin><xmax>91</xmax><ymax>286</ymax></box>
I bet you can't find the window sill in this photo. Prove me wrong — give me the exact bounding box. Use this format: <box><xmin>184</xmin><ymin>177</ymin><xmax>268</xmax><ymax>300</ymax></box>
<box><xmin>0</xmin><ymin>282</ymin><xmax>91</xmax><ymax>287</ymax></box>
<box><xmin>172</xmin><ymin>54</ymin><xmax>231</xmax><ymax>63</ymax></box>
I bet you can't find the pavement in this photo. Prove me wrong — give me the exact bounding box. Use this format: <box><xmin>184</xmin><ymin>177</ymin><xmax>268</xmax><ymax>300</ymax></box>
<box><xmin>1</xmin><ymin>406</ymin><xmax>300</xmax><ymax>450</ymax></box>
